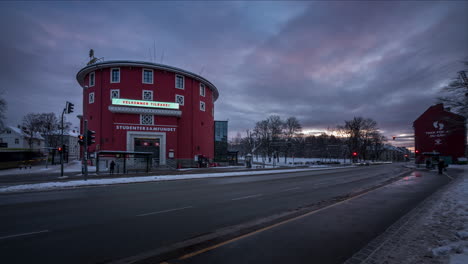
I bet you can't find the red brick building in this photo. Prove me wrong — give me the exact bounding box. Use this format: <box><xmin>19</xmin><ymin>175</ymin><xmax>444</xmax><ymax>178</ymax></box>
<box><xmin>76</xmin><ymin>61</ymin><xmax>219</xmax><ymax>168</ymax></box>
<box><xmin>413</xmin><ymin>104</ymin><xmax>466</xmax><ymax>164</ymax></box>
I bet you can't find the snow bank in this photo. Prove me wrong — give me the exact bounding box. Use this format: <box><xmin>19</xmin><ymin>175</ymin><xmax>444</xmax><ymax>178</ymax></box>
<box><xmin>0</xmin><ymin>166</ymin><xmax>351</xmax><ymax>193</ymax></box>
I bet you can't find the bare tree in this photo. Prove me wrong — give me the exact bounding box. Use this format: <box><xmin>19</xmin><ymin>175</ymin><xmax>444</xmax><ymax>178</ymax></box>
<box><xmin>22</xmin><ymin>113</ymin><xmax>42</xmax><ymax>149</ymax></box>
<box><xmin>283</xmin><ymin>117</ymin><xmax>302</xmax><ymax>162</ymax></box>
<box><xmin>438</xmin><ymin>60</ymin><xmax>468</xmax><ymax>119</ymax></box>
<box><xmin>0</xmin><ymin>93</ymin><xmax>6</xmax><ymax>130</ymax></box>
<box><xmin>338</xmin><ymin>117</ymin><xmax>384</xmax><ymax>161</ymax></box>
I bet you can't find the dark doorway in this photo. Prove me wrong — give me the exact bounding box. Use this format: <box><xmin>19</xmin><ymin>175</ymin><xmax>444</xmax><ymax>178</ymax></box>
<box><xmin>134</xmin><ymin>138</ymin><xmax>160</xmax><ymax>166</ymax></box>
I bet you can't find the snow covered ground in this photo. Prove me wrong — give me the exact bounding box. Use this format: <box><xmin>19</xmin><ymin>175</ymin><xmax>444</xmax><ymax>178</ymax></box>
<box><xmin>357</xmin><ymin>165</ymin><xmax>468</xmax><ymax>264</ymax></box>
<box><xmin>0</xmin><ymin>160</ymin><xmax>96</xmax><ymax>175</ymax></box>
<box><xmin>248</xmin><ymin>156</ymin><xmax>352</xmax><ymax>166</ymax></box>
<box><xmin>0</xmin><ymin>166</ymin><xmax>353</xmax><ymax>193</ymax></box>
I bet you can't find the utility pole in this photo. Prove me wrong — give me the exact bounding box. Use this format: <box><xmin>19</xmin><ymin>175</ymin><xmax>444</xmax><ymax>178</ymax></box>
<box><xmin>61</xmin><ymin>101</ymin><xmax>74</xmax><ymax>177</ymax></box>
<box><xmin>60</xmin><ymin>107</ymin><xmax>66</xmax><ymax>177</ymax></box>
<box><xmin>83</xmin><ymin>120</ymin><xmax>89</xmax><ymax>180</ymax></box>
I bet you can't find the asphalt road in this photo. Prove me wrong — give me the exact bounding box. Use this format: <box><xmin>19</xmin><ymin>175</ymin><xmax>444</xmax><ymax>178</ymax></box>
<box><xmin>0</xmin><ymin>164</ymin><xmax>432</xmax><ymax>264</ymax></box>
<box><xmin>171</xmin><ymin>170</ymin><xmax>451</xmax><ymax>264</ymax></box>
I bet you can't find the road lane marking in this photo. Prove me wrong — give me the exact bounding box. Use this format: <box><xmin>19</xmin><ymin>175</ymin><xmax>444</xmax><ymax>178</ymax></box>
<box><xmin>178</xmin><ymin>179</ymin><xmax>400</xmax><ymax>260</ymax></box>
<box><xmin>0</xmin><ymin>230</ymin><xmax>50</xmax><ymax>240</ymax></box>
<box><xmin>136</xmin><ymin>206</ymin><xmax>193</xmax><ymax>217</ymax></box>
<box><xmin>231</xmin><ymin>194</ymin><xmax>263</xmax><ymax>201</ymax></box>
<box><xmin>279</xmin><ymin>187</ymin><xmax>301</xmax><ymax>192</ymax></box>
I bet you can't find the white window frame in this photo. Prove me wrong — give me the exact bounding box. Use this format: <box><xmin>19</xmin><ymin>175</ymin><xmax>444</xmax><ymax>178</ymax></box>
<box><xmin>175</xmin><ymin>75</ymin><xmax>185</xmax><ymax>89</ymax></box>
<box><xmin>200</xmin><ymin>101</ymin><xmax>206</xmax><ymax>112</ymax></box>
<box><xmin>110</xmin><ymin>89</ymin><xmax>120</xmax><ymax>100</ymax></box>
<box><xmin>140</xmin><ymin>114</ymin><xmax>154</xmax><ymax>125</ymax></box>
<box><xmin>89</xmin><ymin>92</ymin><xmax>95</xmax><ymax>104</ymax></box>
<box><xmin>142</xmin><ymin>69</ymin><xmax>154</xmax><ymax>84</ymax></box>
<box><xmin>200</xmin><ymin>83</ymin><xmax>206</xmax><ymax>97</ymax></box>
<box><xmin>89</xmin><ymin>72</ymin><xmax>95</xmax><ymax>87</ymax></box>
<box><xmin>142</xmin><ymin>90</ymin><xmax>153</xmax><ymax>101</ymax></box>
<box><xmin>110</xmin><ymin>68</ymin><xmax>120</xmax><ymax>83</ymax></box>
<box><xmin>175</xmin><ymin>94</ymin><xmax>184</xmax><ymax>106</ymax></box>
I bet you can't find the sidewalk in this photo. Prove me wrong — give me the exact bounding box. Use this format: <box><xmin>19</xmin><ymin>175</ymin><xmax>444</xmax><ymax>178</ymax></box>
<box><xmin>346</xmin><ymin>165</ymin><xmax>468</xmax><ymax>264</ymax></box>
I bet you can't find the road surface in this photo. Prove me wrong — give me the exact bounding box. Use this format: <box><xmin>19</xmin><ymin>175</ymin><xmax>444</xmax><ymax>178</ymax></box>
<box><xmin>0</xmin><ymin>164</ymin><xmax>443</xmax><ymax>264</ymax></box>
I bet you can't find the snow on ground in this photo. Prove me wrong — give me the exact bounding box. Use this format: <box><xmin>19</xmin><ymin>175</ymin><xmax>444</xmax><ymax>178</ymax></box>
<box><xmin>250</xmin><ymin>156</ymin><xmax>352</xmax><ymax>166</ymax></box>
<box><xmin>362</xmin><ymin>165</ymin><xmax>468</xmax><ymax>264</ymax></box>
<box><xmin>0</xmin><ymin>160</ymin><xmax>96</xmax><ymax>175</ymax></box>
<box><xmin>0</xmin><ymin>166</ymin><xmax>353</xmax><ymax>193</ymax></box>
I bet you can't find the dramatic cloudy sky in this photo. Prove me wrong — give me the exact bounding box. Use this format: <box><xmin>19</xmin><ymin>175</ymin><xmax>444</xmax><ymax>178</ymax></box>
<box><xmin>1</xmin><ymin>1</ymin><xmax>467</xmax><ymax>147</ymax></box>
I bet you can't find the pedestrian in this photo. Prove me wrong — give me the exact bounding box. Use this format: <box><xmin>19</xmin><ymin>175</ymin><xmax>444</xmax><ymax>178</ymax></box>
<box><xmin>110</xmin><ymin>160</ymin><xmax>115</xmax><ymax>175</ymax></box>
<box><xmin>437</xmin><ymin>159</ymin><xmax>445</xmax><ymax>175</ymax></box>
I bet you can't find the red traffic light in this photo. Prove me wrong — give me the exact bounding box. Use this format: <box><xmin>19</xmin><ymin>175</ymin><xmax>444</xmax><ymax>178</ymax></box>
<box><xmin>352</xmin><ymin>152</ymin><xmax>358</xmax><ymax>156</ymax></box>
<box><xmin>58</xmin><ymin>147</ymin><xmax>63</xmax><ymax>152</ymax></box>
<box><xmin>415</xmin><ymin>150</ymin><xmax>419</xmax><ymax>154</ymax></box>
<box><xmin>404</xmin><ymin>154</ymin><xmax>408</xmax><ymax>157</ymax></box>
<box><xmin>78</xmin><ymin>135</ymin><xmax>84</xmax><ymax>140</ymax></box>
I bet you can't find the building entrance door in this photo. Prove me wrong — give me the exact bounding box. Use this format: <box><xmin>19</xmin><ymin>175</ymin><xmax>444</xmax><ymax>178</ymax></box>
<box><xmin>134</xmin><ymin>138</ymin><xmax>161</xmax><ymax>167</ymax></box>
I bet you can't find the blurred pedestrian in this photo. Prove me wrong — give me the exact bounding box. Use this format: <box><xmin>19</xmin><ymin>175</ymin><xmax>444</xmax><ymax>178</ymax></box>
<box><xmin>110</xmin><ymin>160</ymin><xmax>115</xmax><ymax>175</ymax></box>
<box><xmin>438</xmin><ymin>159</ymin><xmax>445</xmax><ymax>175</ymax></box>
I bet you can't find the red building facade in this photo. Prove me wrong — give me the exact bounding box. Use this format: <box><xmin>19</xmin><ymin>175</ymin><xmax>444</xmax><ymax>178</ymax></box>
<box><xmin>76</xmin><ymin>61</ymin><xmax>219</xmax><ymax>167</ymax></box>
<box><xmin>413</xmin><ymin>104</ymin><xmax>466</xmax><ymax>164</ymax></box>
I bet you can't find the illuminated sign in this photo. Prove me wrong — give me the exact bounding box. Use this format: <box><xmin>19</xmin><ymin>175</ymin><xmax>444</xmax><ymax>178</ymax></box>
<box><xmin>112</xmin><ymin>98</ymin><xmax>179</xmax><ymax>109</ymax></box>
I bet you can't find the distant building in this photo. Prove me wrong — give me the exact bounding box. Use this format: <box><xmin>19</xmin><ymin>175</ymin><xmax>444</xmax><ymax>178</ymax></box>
<box><xmin>44</xmin><ymin>130</ymin><xmax>80</xmax><ymax>161</ymax></box>
<box><xmin>0</xmin><ymin>125</ymin><xmax>45</xmax><ymax>151</ymax></box>
<box><xmin>214</xmin><ymin>121</ymin><xmax>228</xmax><ymax>162</ymax></box>
<box><xmin>413</xmin><ymin>104</ymin><xmax>466</xmax><ymax>164</ymax></box>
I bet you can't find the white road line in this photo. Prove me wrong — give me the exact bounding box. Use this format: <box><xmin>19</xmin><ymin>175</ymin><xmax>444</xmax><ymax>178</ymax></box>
<box><xmin>231</xmin><ymin>194</ymin><xmax>263</xmax><ymax>201</ymax></box>
<box><xmin>279</xmin><ymin>187</ymin><xmax>301</xmax><ymax>192</ymax></box>
<box><xmin>0</xmin><ymin>230</ymin><xmax>50</xmax><ymax>240</ymax></box>
<box><xmin>136</xmin><ymin>206</ymin><xmax>193</xmax><ymax>217</ymax></box>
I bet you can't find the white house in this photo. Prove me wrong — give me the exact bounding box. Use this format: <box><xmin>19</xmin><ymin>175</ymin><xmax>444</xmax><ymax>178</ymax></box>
<box><xmin>0</xmin><ymin>125</ymin><xmax>45</xmax><ymax>151</ymax></box>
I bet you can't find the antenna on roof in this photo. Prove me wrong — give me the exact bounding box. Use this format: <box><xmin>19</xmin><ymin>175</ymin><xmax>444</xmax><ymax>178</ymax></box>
<box><xmin>199</xmin><ymin>65</ymin><xmax>205</xmax><ymax>75</ymax></box>
<box><xmin>153</xmin><ymin>40</ymin><xmax>156</xmax><ymax>63</ymax></box>
<box><xmin>160</xmin><ymin>50</ymin><xmax>165</xmax><ymax>64</ymax></box>
<box><xmin>87</xmin><ymin>49</ymin><xmax>97</xmax><ymax>65</ymax></box>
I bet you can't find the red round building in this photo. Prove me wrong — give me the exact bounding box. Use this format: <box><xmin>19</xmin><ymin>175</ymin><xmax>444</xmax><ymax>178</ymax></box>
<box><xmin>76</xmin><ymin>60</ymin><xmax>218</xmax><ymax>168</ymax></box>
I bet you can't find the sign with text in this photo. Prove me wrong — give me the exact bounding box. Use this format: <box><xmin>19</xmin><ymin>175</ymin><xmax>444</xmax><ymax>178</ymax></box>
<box><xmin>115</xmin><ymin>125</ymin><xmax>176</xmax><ymax>132</ymax></box>
<box><xmin>112</xmin><ymin>98</ymin><xmax>179</xmax><ymax>110</ymax></box>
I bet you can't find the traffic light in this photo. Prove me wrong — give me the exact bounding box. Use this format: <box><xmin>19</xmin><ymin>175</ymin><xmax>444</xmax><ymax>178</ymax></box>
<box><xmin>78</xmin><ymin>135</ymin><xmax>85</xmax><ymax>145</ymax></box>
<box><xmin>87</xmin><ymin>130</ymin><xmax>96</xmax><ymax>146</ymax></box>
<box><xmin>352</xmin><ymin>152</ymin><xmax>358</xmax><ymax>157</ymax></box>
<box><xmin>66</xmin><ymin>102</ymin><xmax>74</xmax><ymax>114</ymax></box>
<box><xmin>57</xmin><ymin>146</ymin><xmax>63</xmax><ymax>152</ymax></box>
<box><xmin>415</xmin><ymin>150</ymin><xmax>419</xmax><ymax>154</ymax></box>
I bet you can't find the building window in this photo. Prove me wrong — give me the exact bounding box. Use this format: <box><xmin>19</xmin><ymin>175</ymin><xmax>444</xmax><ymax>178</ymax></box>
<box><xmin>6</xmin><ymin>130</ymin><xmax>11</xmax><ymax>134</ymax></box>
<box><xmin>176</xmin><ymin>94</ymin><xmax>184</xmax><ymax>106</ymax></box>
<box><xmin>200</xmin><ymin>83</ymin><xmax>205</xmax><ymax>97</ymax></box>
<box><xmin>89</xmin><ymin>72</ymin><xmax>95</xmax><ymax>87</ymax></box>
<box><xmin>142</xmin><ymin>69</ymin><xmax>153</xmax><ymax>84</ymax></box>
<box><xmin>200</xmin><ymin>101</ymin><xmax>206</xmax><ymax>112</ymax></box>
<box><xmin>142</xmin><ymin>90</ymin><xmax>153</xmax><ymax>101</ymax></box>
<box><xmin>15</xmin><ymin>138</ymin><xmax>19</xmax><ymax>144</ymax></box>
<box><xmin>175</xmin><ymin>75</ymin><xmax>184</xmax><ymax>89</ymax></box>
<box><xmin>140</xmin><ymin>114</ymin><xmax>154</xmax><ymax>125</ymax></box>
<box><xmin>110</xmin><ymin>89</ymin><xmax>120</xmax><ymax>100</ymax></box>
<box><xmin>89</xmin><ymin>92</ymin><xmax>95</xmax><ymax>104</ymax></box>
<box><xmin>110</xmin><ymin>68</ymin><xmax>120</xmax><ymax>83</ymax></box>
